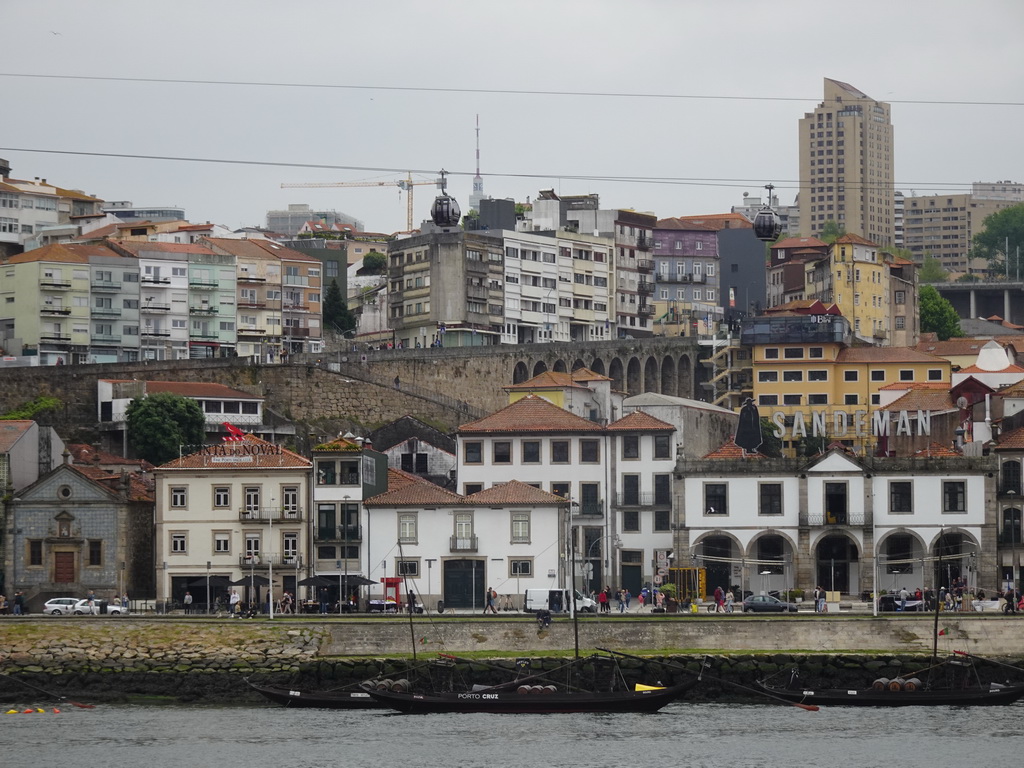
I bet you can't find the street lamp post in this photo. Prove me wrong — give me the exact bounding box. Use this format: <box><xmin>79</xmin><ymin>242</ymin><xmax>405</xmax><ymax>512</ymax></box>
<box><xmin>586</xmin><ymin>534</ymin><xmax>622</xmax><ymax>610</ymax></box>
<box><xmin>268</xmin><ymin>499</ymin><xmax>275</xmax><ymax>619</ymax></box>
<box><xmin>206</xmin><ymin>560</ymin><xmax>211</xmax><ymax>616</ymax></box>
<box><xmin>343</xmin><ymin>495</ymin><xmax>350</xmax><ymax>613</ymax></box>
<box><xmin>425</xmin><ymin>558</ymin><xmax>437</xmax><ymax>611</ymax></box>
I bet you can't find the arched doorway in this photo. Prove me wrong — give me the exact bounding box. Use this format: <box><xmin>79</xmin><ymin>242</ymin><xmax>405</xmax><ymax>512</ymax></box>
<box><xmin>512</xmin><ymin>361</ymin><xmax>530</xmax><ymax>384</ymax></box>
<box><xmin>571</xmin><ymin>358</ymin><xmax>587</xmax><ymax>372</ymax></box>
<box><xmin>696</xmin><ymin>535</ymin><xmax>736</xmax><ymax>600</ymax></box>
<box><xmin>677</xmin><ymin>354</ymin><xmax>693</xmax><ymax>399</ymax></box>
<box><xmin>590</xmin><ymin>358</ymin><xmax>607</xmax><ymax>376</ymax></box>
<box><xmin>1002</xmin><ymin>507</ymin><xmax>1022</xmax><ymax>588</ymax></box>
<box><xmin>750</xmin><ymin>532</ymin><xmax>794</xmax><ymax>598</ymax></box>
<box><xmin>552</xmin><ymin>359</ymin><xmax>567</xmax><ymax>373</ymax></box>
<box><xmin>532</xmin><ymin>360</ymin><xmax>548</xmax><ymax>377</ymax></box>
<box><xmin>815</xmin><ymin>534</ymin><xmax>858</xmax><ymax>595</ymax></box>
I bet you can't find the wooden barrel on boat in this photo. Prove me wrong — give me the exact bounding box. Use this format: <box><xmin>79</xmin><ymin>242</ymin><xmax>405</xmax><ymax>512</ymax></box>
<box><xmin>903</xmin><ymin>677</ymin><xmax>922</xmax><ymax>692</ymax></box>
<box><xmin>375</xmin><ymin>679</ymin><xmax>394</xmax><ymax>690</ymax></box>
<box><xmin>872</xmin><ymin>678</ymin><xmax>890</xmax><ymax>691</ymax></box>
<box><xmin>888</xmin><ymin>678</ymin><xmax>905</xmax><ymax>691</ymax></box>
<box><xmin>541</xmin><ymin>685</ymin><xmax>557</xmax><ymax>695</ymax></box>
<box><xmin>517</xmin><ymin>685</ymin><xmax>532</xmax><ymax>695</ymax></box>
<box><xmin>391</xmin><ymin>679</ymin><xmax>411</xmax><ymax>693</ymax></box>
<box><xmin>528</xmin><ymin>685</ymin><xmax>544</xmax><ymax>694</ymax></box>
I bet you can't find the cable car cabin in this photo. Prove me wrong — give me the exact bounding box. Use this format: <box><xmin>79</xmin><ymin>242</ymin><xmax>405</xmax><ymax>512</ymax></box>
<box><xmin>752</xmin><ymin>206</ymin><xmax>782</xmax><ymax>241</ymax></box>
<box><xmin>430</xmin><ymin>194</ymin><xmax>461</xmax><ymax>229</ymax></box>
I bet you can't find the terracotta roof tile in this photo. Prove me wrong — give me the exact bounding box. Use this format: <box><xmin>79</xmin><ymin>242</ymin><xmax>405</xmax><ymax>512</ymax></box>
<box><xmin>110</xmin><ymin>240</ymin><xmax>216</xmax><ymax>256</ymax></box>
<box><xmin>157</xmin><ymin>434</ymin><xmax>310</xmax><ymax>470</ymax></box>
<box><xmin>834</xmin><ymin>233</ymin><xmax>878</xmax><ymax>247</ymax></box>
<box><xmin>914</xmin><ymin>339</ymin><xmax>989</xmax><ymax>356</ymax></box>
<box><xmin>957</xmin><ymin>363</ymin><xmax>1024</xmax><ymax>374</ymax></box>
<box><xmin>771</xmin><ymin>236</ymin><xmax>828</xmax><ymax>250</ymax></box>
<box><xmin>312</xmin><ymin>437</ymin><xmax>364</xmax><ymax>452</ymax></box>
<box><xmin>459</xmin><ymin>394</ymin><xmax>603</xmax><ymax>434</ymax></box>
<box><xmin>880</xmin><ymin>390</ymin><xmax>956</xmax><ymax>412</ymax></box>
<box><xmin>465</xmin><ymin>480</ymin><xmax>565</xmax><ymax>506</ymax></box>
<box><xmin>505</xmin><ymin>371</ymin><xmax>590</xmax><ymax>390</ymax></box>
<box><xmin>912</xmin><ymin>442</ymin><xmax>961</xmax><ymax>458</ymax></box>
<box><xmin>606</xmin><ymin>411</ymin><xmax>674</xmax><ymax>431</ymax></box>
<box><xmin>363</xmin><ymin>468</ymin><xmax>465</xmax><ymax>506</ymax></box>
<box><xmin>702</xmin><ymin>436</ymin><xmax>765</xmax><ymax>459</ymax></box>
<box><xmin>0</xmin><ymin>420</ymin><xmax>35</xmax><ymax>453</ymax></box>
<box><xmin>996</xmin><ymin>426</ymin><xmax>1024</xmax><ymax>450</ymax></box>
<box><xmin>878</xmin><ymin>382</ymin><xmax>950</xmax><ymax>391</ymax></box>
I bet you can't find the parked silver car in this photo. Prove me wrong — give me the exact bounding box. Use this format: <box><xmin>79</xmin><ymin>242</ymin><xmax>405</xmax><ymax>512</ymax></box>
<box><xmin>42</xmin><ymin>597</ymin><xmax>80</xmax><ymax>615</ymax></box>
<box><xmin>72</xmin><ymin>598</ymin><xmax>128</xmax><ymax>615</ymax></box>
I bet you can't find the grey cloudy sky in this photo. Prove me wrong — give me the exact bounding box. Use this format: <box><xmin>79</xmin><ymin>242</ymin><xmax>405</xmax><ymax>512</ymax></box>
<box><xmin>3</xmin><ymin>0</ymin><xmax>1022</xmax><ymax>234</ymax></box>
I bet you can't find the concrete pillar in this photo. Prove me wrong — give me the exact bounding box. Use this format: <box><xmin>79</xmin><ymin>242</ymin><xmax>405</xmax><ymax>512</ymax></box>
<box><xmin>969</xmin><ymin>289</ymin><xmax>977</xmax><ymax>319</ymax></box>
<box><xmin>1006</xmin><ymin>289</ymin><xmax>1012</xmax><ymax>323</ymax></box>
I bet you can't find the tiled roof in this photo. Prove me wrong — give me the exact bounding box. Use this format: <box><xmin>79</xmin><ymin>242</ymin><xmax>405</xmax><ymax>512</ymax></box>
<box><xmin>996</xmin><ymin>426</ymin><xmax>1024</xmax><ymax>450</ymax></box>
<box><xmin>914</xmin><ymin>339</ymin><xmax>990</xmax><ymax>357</ymax></box>
<box><xmin>110</xmin><ymin>240</ymin><xmax>216</xmax><ymax>256</ymax></box>
<box><xmin>70</xmin><ymin>463</ymin><xmax>155</xmax><ymax>502</ymax></box>
<box><xmin>836</xmin><ymin>347</ymin><xmax>946</xmax><ymax>364</ymax></box>
<box><xmin>880</xmin><ymin>389</ymin><xmax>956</xmax><ymax>412</ymax></box>
<box><xmin>459</xmin><ymin>394</ymin><xmax>603</xmax><ymax>434</ymax></box>
<box><xmin>67</xmin><ymin>442</ymin><xmax>154</xmax><ymax>470</ymax></box>
<box><xmin>157</xmin><ymin>434</ymin><xmax>310</xmax><ymax>470</ymax></box>
<box><xmin>655</xmin><ymin>218</ymin><xmax>721</xmax><ymax>231</ymax></box>
<box><xmin>772</xmin><ymin>236</ymin><xmax>828</xmax><ymax>250</ymax></box>
<box><xmin>101</xmin><ymin>379</ymin><xmax>260</xmax><ymax>400</ymax></box>
<box><xmin>834</xmin><ymin>233</ymin><xmax>878</xmax><ymax>247</ymax></box>
<box><xmin>205</xmin><ymin>237</ymin><xmax>321</xmax><ymax>264</ymax></box>
<box><xmin>505</xmin><ymin>371</ymin><xmax>590</xmax><ymax>390</ymax></box>
<box><xmin>702</xmin><ymin>436</ymin><xmax>765</xmax><ymax>459</ymax></box>
<box><xmin>363</xmin><ymin>468</ymin><xmax>465</xmax><ymax>506</ymax></box>
<box><xmin>465</xmin><ymin>480</ymin><xmax>565</xmax><ymax>506</ymax></box>
<box><xmin>312</xmin><ymin>437</ymin><xmax>363</xmax><ymax>452</ymax></box>
<box><xmin>668</xmin><ymin>213</ymin><xmax>753</xmax><ymax>230</ymax></box>
<box><xmin>999</xmin><ymin>380</ymin><xmax>1024</xmax><ymax>397</ymax></box>
<box><xmin>912</xmin><ymin>442</ymin><xmax>961</xmax><ymax>458</ymax></box>
<box><xmin>878</xmin><ymin>382</ymin><xmax>950</xmax><ymax>391</ymax></box>
<box><xmin>957</xmin><ymin>363</ymin><xmax>1024</xmax><ymax>374</ymax></box>
<box><xmin>0</xmin><ymin>420</ymin><xmax>34</xmax><ymax>453</ymax></box>
<box><xmin>5</xmin><ymin>243</ymin><xmax>91</xmax><ymax>264</ymax></box>
<box><xmin>606</xmin><ymin>411</ymin><xmax>674</xmax><ymax>431</ymax></box>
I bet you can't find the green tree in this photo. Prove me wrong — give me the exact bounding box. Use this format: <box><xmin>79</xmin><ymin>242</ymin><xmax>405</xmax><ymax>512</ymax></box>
<box><xmin>818</xmin><ymin>220</ymin><xmax>846</xmax><ymax>244</ymax></box>
<box><xmin>126</xmin><ymin>392</ymin><xmax>206</xmax><ymax>466</ymax></box>
<box><xmin>917</xmin><ymin>256</ymin><xmax>949</xmax><ymax>284</ymax></box>
<box><xmin>919</xmin><ymin>285</ymin><xmax>963</xmax><ymax>340</ymax></box>
<box><xmin>361</xmin><ymin>251</ymin><xmax>386</xmax><ymax>275</ymax></box>
<box><xmin>974</xmin><ymin>203</ymin><xmax>1024</xmax><ymax>277</ymax></box>
<box><xmin>758</xmin><ymin>417</ymin><xmax>783</xmax><ymax>458</ymax></box>
<box><xmin>323</xmin><ymin>279</ymin><xmax>355</xmax><ymax>333</ymax></box>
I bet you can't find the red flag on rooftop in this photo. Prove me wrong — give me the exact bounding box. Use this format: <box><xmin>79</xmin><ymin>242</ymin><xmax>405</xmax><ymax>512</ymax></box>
<box><xmin>223</xmin><ymin>423</ymin><xmax>246</xmax><ymax>441</ymax></box>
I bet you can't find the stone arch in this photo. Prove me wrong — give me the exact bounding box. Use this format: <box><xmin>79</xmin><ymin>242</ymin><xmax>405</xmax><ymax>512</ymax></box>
<box><xmin>691</xmin><ymin>531</ymin><xmax>742</xmax><ymax>597</ymax></box>
<box><xmin>746</xmin><ymin>529</ymin><xmax>799</xmax><ymax>596</ymax></box>
<box><xmin>930</xmin><ymin>528</ymin><xmax>980</xmax><ymax>591</ymax></box>
<box><xmin>608</xmin><ymin>357</ymin><xmax>625</xmax><ymax>393</ymax></box>
<box><xmin>571</xmin><ymin>358</ymin><xmax>587</xmax><ymax>372</ymax></box>
<box><xmin>812</xmin><ymin>531</ymin><xmax>861</xmax><ymax>596</ymax></box>
<box><xmin>677</xmin><ymin>354</ymin><xmax>693</xmax><ymax>399</ymax></box>
<box><xmin>643</xmin><ymin>356</ymin><xmax>659</xmax><ymax>393</ymax></box>
<box><xmin>552</xmin><ymin>359</ymin><xmax>568</xmax><ymax>373</ymax></box>
<box><xmin>626</xmin><ymin>357</ymin><xmax>642</xmax><ymax>396</ymax></box>
<box><xmin>874</xmin><ymin>528</ymin><xmax>928</xmax><ymax>593</ymax></box>
<box><xmin>513</xmin><ymin>361</ymin><xmax>530</xmax><ymax>384</ymax></box>
<box><xmin>532</xmin><ymin>360</ymin><xmax>548</xmax><ymax>377</ymax></box>
<box><xmin>660</xmin><ymin>355</ymin><xmax>677</xmax><ymax>396</ymax></box>
<box><xmin>590</xmin><ymin>357</ymin><xmax>607</xmax><ymax>376</ymax></box>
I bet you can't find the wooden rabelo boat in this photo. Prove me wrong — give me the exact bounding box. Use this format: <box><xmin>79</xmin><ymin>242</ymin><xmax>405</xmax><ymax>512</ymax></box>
<box><xmin>756</xmin><ymin>656</ymin><xmax>1024</xmax><ymax>708</ymax></box>
<box><xmin>246</xmin><ymin>680</ymin><xmax>385</xmax><ymax>709</ymax></box>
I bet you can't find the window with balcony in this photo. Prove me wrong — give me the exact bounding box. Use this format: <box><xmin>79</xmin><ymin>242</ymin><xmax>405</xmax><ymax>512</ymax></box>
<box><xmin>825</xmin><ymin>482</ymin><xmax>848</xmax><ymax>524</ymax></box>
<box><xmin>244</xmin><ymin>487</ymin><xmax>260</xmax><ymax>516</ymax></box>
<box><xmin>453</xmin><ymin>513</ymin><xmax>474</xmax><ymax>549</ymax></box>
<box><xmin>282</xmin><ymin>486</ymin><xmax>299</xmax><ymax>517</ymax></box>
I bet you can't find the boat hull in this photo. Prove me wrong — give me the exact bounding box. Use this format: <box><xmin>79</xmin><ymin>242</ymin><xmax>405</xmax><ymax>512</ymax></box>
<box><xmin>756</xmin><ymin>682</ymin><xmax>1024</xmax><ymax>707</ymax></box>
<box><xmin>367</xmin><ymin>679</ymin><xmax>698</xmax><ymax>714</ymax></box>
<box><xmin>248</xmin><ymin>682</ymin><xmax>384</xmax><ymax>709</ymax></box>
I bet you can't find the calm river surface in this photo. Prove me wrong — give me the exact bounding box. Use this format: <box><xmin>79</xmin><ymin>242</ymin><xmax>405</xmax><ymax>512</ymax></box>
<box><xmin>7</xmin><ymin>700</ymin><xmax>1022</xmax><ymax>768</ymax></box>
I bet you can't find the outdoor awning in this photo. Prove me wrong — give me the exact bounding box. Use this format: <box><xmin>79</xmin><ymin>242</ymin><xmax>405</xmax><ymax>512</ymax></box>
<box><xmin>341</xmin><ymin>575</ymin><xmax>377</xmax><ymax>587</ymax></box>
<box><xmin>231</xmin><ymin>574</ymin><xmax>270</xmax><ymax>587</ymax></box>
<box><xmin>187</xmin><ymin>575</ymin><xmax>233</xmax><ymax>589</ymax></box>
<box><xmin>297</xmin><ymin>575</ymin><xmax>334</xmax><ymax>587</ymax></box>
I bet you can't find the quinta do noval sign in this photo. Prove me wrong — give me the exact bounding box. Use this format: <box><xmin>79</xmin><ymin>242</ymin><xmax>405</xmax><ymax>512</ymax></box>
<box><xmin>769</xmin><ymin>409</ymin><xmax>933</xmax><ymax>440</ymax></box>
<box><xmin>199</xmin><ymin>443</ymin><xmax>283</xmax><ymax>456</ymax></box>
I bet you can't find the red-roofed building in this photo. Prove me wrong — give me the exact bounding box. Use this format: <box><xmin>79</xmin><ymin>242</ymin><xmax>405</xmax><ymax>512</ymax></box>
<box><xmin>154</xmin><ymin>434</ymin><xmax>313</xmax><ymax>610</ymax></box>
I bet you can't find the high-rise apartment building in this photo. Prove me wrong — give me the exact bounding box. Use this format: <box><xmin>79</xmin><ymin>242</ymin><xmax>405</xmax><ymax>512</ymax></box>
<box><xmin>799</xmin><ymin>79</ymin><xmax>894</xmax><ymax>248</ymax></box>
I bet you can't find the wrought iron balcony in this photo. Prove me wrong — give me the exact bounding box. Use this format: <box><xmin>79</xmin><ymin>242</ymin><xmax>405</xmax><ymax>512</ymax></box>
<box><xmin>450</xmin><ymin>535</ymin><xmax>478</xmax><ymax>552</ymax></box>
<box><xmin>638</xmin><ymin>281</ymin><xmax>655</xmax><ymax>295</ymax></box>
<box><xmin>40</xmin><ymin>279</ymin><xmax>72</xmax><ymax>289</ymax></box>
<box><xmin>239</xmin><ymin>553</ymin><xmax>303</xmax><ymax>568</ymax></box>
<box><xmin>91</xmin><ymin>307</ymin><xmax>122</xmax><ymax>317</ymax></box>
<box><xmin>189</xmin><ymin>280</ymin><xmax>219</xmax><ymax>289</ymax></box>
<box><xmin>238</xmin><ymin>506</ymin><xmax>304</xmax><ymax>522</ymax></box>
<box><xmin>636</xmin><ymin>234</ymin><xmax>653</xmax><ymax>251</ymax></box>
<box><xmin>91</xmin><ymin>281</ymin><xmax>122</xmax><ymax>292</ymax></box>
<box><xmin>638</xmin><ymin>304</ymin><xmax>656</xmax><ymax>317</ymax></box>
<box><xmin>807</xmin><ymin>511</ymin><xmax>866</xmax><ymax>526</ymax></box>
<box><xmin>189</xmin><ymin>306</ymin><xmax>219</xmax><ymax>315</ymax></box>
<box><xmin>615</xmin><ymin>492</ymin><xmax>672</xmax><ymax>507</ymax></box>
<box><xmin>40</xmin><ymin>306</ymin><xmax>72</xmax><ymax>316</ymax></box>
<box><xmin>573</xmin><ymin>501</ymin><xmax>605</xmax><ymax>518</ymax></box>
<box><xmin>314</xmin><ymin>524</ymin><xmax>363</xmax><ymax>542</ymax></box>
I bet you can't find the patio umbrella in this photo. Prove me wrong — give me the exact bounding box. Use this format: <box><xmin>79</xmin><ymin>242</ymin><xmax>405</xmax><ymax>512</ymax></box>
<box><xmin>231</xmin><ymin>574</ymin><xmax>270</xmax><ymax>587</ymax></box>
<box><xmin>341</xmin><ymin>575</ymin><xmax>377</xmax><ymax>587</ymax></box>
<box><xmin>188</xmin><ymin>575</ymin><xmax>233</xmax><ymax>589</ymax></box>
<box><xmin>297</xmin><ymin>575</ymin><xmax>335</xmax><ymax>587</ymax></box>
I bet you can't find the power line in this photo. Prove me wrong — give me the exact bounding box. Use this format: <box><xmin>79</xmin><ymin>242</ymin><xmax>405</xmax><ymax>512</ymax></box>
<box><xmin>1</xmin><ymin>72</ymin><xmax>1022</xmax><ymax>107</ymax></box>
<box><xmin>0</xmin><ymin>146</ymin><xmax>979</xmax><ymax>194</ymax></box>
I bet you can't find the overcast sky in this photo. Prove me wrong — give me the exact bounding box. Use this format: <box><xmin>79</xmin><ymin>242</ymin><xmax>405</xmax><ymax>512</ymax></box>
<box><xmin>3</xmin><ymin>0</ymin><xmax>1022</xmax><ymax>234</ymax></box>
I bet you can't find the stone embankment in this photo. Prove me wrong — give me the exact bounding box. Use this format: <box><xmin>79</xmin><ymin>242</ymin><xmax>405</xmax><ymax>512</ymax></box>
<box><xmin>2</xmin><ymin>617</ymin><xmax>1024</xmax><ymax>704</ymax></box>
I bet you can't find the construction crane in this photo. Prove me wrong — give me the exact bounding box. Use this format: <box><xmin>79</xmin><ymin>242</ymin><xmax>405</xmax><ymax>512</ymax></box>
<box><xmin>280</xmin><ymin>173</ymin><xmax>439</xmax><ymax>232</ymax></box>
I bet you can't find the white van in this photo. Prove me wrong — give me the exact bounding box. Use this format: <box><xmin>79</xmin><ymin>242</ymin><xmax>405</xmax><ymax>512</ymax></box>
<box><xmin>523</xmin><ymin>588</ymin><xmax>597</xmax><ymax>614</ymax></box>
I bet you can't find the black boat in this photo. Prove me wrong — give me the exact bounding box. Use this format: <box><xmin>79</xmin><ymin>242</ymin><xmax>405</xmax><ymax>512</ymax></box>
<box><xmin>366</xmin><ymin>663</ymin><xmax>699</xmax><ymax>714</ymax></box>
<box><xmin>247</xmin><ymin>680</ymin><xmax>385</xmax><ymax>709</ymax></box>
<box><xmin>756</xmin><ymin>651</ymin><xmax>1024</xmax><ymax>708</ymax></box>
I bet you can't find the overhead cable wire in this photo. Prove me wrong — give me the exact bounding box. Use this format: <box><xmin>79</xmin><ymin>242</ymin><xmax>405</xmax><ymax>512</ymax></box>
<box><xmin>0</xmin><ymin>72</ymin><xmax>1022</xmax><ymax>107</ymax></box>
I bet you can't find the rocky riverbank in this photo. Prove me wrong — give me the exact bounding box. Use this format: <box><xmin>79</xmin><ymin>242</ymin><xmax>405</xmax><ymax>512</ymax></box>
<box><xmin>3</xmin><ymin>619</ymin><xmax>1023</xmax><ymax>704</ymax></box>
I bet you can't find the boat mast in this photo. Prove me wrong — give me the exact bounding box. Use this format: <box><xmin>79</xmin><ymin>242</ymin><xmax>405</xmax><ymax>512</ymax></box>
<box><xmin>932</xmin><ymin>528</ymin><xmax>943</xmax><ymax>664</ymax></box>
<box><xmin>397</xmin><ymin>540</ymin><xmax>417</xmax><ymax>660</ymax></box>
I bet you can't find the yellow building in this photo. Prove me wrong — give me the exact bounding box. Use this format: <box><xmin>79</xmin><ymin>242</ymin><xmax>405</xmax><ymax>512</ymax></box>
<box><xmin>744</xmin><ymin>307</ymin><xmax>950</xmax><ymax>455</ymax></box>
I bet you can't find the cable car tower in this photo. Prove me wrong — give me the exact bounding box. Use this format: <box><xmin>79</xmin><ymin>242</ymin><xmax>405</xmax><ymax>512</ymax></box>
<box><xmin>752</xmin><ymin>183</ymin><xmax>783</xmax><ymax>242</ymax></box>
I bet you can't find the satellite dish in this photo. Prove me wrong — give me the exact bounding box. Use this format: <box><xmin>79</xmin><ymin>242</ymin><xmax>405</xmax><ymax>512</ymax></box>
<box><xmin>956</xmin><ymin>396</ymin><xmax>969</xmax><ymax>409</ymax></box>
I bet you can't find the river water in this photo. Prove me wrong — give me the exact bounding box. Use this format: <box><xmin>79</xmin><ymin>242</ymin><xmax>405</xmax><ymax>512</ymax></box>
<box><xmin>6</xmin><ymin>700</ymin><xmax>1021</xmax><ymax>768</ymax></box>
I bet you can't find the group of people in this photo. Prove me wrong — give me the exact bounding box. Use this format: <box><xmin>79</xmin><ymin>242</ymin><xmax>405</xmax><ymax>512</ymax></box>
<box><xmin>0</xmin><ymin>591</ymin><xmax>25</xmax><ymax>615</ymax></box>
<box><xmin>712</xmin><ymin>585</ymin><xmax>735</xmax><ymax>613</ymax></box>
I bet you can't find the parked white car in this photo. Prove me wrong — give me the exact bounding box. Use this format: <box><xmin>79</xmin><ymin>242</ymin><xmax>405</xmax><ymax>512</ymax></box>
<box><xmin>72</xmin><ymin>598</ymin><xmax>128</xmax><ymax>616</ymax></box>
<box><xmin>42</xmin><ymin>597</ymin><xmax>80</xmax><ymax>615</ymax></box>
